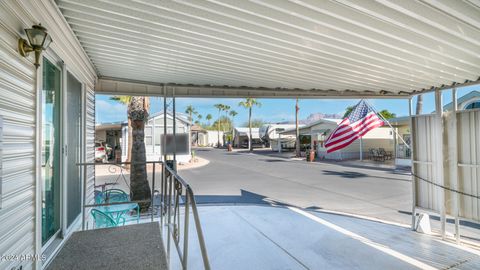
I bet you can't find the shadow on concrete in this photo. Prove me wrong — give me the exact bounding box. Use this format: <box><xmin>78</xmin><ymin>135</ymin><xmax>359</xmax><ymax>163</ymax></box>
<box><xmin>261</xmin><ymin>159</ymin><xmax>288</xmax><ymax>163</ymax></box>
<box><xmin>322</xmin><ymin>170</ymin><xmax>368</xmax><ymax>179</ymax></box>
<box><xmin>190</xmin><ymin>189</ymin><xmax>292</xmax><ymax>207</ymax></box>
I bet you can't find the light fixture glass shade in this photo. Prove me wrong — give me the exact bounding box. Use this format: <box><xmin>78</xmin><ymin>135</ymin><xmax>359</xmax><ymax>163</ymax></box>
<box><xmin>25</xmin><ymin>24</ymin><xmax>50</xmax><ymax>48</ymax></box>
<box><xmin>42</xmin><ymin>35</ymin><xmax>52</xmax><ymax>49</ymax></box>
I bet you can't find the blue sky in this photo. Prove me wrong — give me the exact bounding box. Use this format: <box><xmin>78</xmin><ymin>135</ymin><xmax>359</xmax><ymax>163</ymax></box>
<box><xmin>96</xmin><ymin>85</ymin><xmax>478</xmax><ymax>126</ymax></box>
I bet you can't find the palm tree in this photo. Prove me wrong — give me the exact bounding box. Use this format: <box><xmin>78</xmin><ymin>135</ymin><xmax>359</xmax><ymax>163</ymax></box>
<box><xmin>185</xmin><ymin>105</ymin><xmax>198</xmax><ymax>122</ymax></box>
<box><xmin>238</xmin><ymin>98</ymin><xmax>261</xmax><ymax>151</ymax></box>
<box><xmin>229</xmin><ymin>110</ymin><xmax>238</xmax><ymax>146</ymax></box>
<box><xmin>214</xmin><ymin>104</ymin><xmax>225</xmax><ymax>147</ymax></box>
<box><xmin>111</xmin><ymin>96</ymin><xmax>151</xmax><ymax>210</ymax></box>
<box><xmin>206</xmin><ymin>114</ymin><xmax>212</xmax><ymax>126</ymax></box>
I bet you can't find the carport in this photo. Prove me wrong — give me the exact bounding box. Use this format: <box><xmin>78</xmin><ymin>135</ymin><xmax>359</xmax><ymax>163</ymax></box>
<box><xmin>54</xmin><ymin>0</ymin><xmax>480</xmax><ymax>243</ymax></box>
<box><xmin>5</xmin><ymin>1</ymin><xmax>480</xmax><ymax>269</ymax></box>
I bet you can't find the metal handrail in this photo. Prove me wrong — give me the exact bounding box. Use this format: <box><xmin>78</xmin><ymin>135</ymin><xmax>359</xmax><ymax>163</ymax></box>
<box><xmin>163</xmin><ymin>164</ymin><xmax>211</xmax><ymax>270</ymax></box>
<box><xmin>77</xmin><ymin>161</ymin><xmax>211</xmax><ymax>270</ymax></box>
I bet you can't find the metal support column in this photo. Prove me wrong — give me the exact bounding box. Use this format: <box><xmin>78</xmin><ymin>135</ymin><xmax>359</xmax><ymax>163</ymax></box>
<box><xmin>409</xmin><ymin>97</ymin><xmax>416</xmax><ymax>230</ymax></box>
<box><xmin>172</xmin><ymin>88</ymin><xmax>177</xmax><ymax>171</ymax></box>
<box><xmin>359</xmin><ymin>137</ymin><xmax>363</xmax><ymax>161</ymax></box>
<box><xmin>451</xmin><ymin>88</ymin><xmax>460</xmax><ymax>244</ymax></box>
<box><xmin>435</xmin><ymin>89</ymin><xmax>446</xmax><ymax>240</ymax></box>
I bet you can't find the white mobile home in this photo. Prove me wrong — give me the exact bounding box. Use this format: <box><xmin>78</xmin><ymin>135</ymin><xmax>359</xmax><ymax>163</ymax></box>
<box><xmin>280</xmin><ymin>119</ymin><xmax>394</xmax><ymax>160</ymax></box>
<box><xmin>121</xmin><ymin>111</ymin><xmax>192</xmax><ymax>163</ymax></box>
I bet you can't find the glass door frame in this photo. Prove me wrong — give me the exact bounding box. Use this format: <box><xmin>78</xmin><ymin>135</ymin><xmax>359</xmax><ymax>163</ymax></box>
<box><xmin>61</xmin><ymin>65</ymin><xmax>85</xmax><ymax>237</ymax></box>
<box><xmin>36</xmin><ymin>50</ymin><xmax>86</xmax><ymax>258</ymax></box>
<box><xmin>40</xmin><ymin>53</ymin><xmax>64</xmax><ymax>252</ymax></box>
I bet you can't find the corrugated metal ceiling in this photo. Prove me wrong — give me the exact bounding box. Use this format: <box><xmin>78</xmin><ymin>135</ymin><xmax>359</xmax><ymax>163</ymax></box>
<box><xmin>57</xmin><ymin>0</ymin><xmax>480</xmax><ymax>96</ymax></box>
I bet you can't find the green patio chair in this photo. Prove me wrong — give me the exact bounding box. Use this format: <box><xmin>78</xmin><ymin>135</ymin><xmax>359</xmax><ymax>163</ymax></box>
<box><xmin>94</xmin><ymin>190</ymin><xmax>105</xmax><ymax>204</ymax></box>
<box><xmin>91</xmin><ymin>209</ymin><xmax>119</xmax><ymax>228</ymax></box>
<box><xmin>103</xmin><ymin>189</ymin><xmax>129</xmax><ymax>203</ymax></box>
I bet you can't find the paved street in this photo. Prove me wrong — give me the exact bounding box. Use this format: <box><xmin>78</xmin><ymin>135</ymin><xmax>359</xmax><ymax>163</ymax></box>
<box><xmin>181</xmin><ymin>148</ymin><xmax>413</xmax><ymax>225</ymax></box>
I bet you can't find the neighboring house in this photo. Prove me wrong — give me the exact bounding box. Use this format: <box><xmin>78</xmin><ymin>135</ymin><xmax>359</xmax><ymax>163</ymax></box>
<box><xmin>390</xmin><ymin>90</ymin><xmax>480</xmax><ymax>167</ymax></box>
<box><xmin>281</xmin><ymin>119</ymin><xmax>394</xmax><ymax>160</ymax></box>
<box><xmin>121</xmin><ymin>111</ymin><xmax>192</xmax><ymax>163</ymax></box>
<box><xmin>233</xmin><ymin>127</ymin><xmax>263</xmax><ymax>148</ymax></box>
<box><xmin>95</xmin><ymin>122</ymin><xmax>122</xmax><ymax>148</ymax></box>
<box><xmin>191</xmin><ymin>125</ymin><xmax>208</xmax><ymax>146</ymax></box>
<box><xmin>259</xmin><ymin>124</ymin><xmax>303</xmax><ymax>151</ymax></box>
<box><xmin>189</xmin><ymin>125</ymin><xmax>225</xmax><ymax>147</ymax></box>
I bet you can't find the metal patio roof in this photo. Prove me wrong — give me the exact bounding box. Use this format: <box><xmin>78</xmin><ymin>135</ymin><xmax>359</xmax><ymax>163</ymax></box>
<box><xmin>56</xmin><ymin>0</ymin><xmax>480</xmax><ymax>98</ymax></box>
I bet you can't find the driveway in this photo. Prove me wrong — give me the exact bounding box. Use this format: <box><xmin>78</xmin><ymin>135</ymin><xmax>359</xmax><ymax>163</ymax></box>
<box><xmin>181</xmin><ymin>148</ymin><xmax>412</xmax><ymax>225</ymax></box>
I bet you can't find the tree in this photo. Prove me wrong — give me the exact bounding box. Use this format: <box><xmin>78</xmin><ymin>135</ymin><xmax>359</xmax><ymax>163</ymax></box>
<box><xmin>214</xmin><ymin>104</ymin><xmax>225</xmax><ymax>147</ymax></box>
<box><xmin>238</xmin><ymin>98</ymin><xmax>261</xmax><ymax>151</ymax></box>
<box><xmin>206</xmin><ymin>114</ymin><xmax>212</xmax><ymax>125</ymax></box>
<box><xmin>229</xmin><ymin>110</ymin><xmax>238</xmax><ymax>145</ymax></box>
<box><xmin>185</xmin><ymin>105</ymin><xmax>197</xmax><ymax>122</ymax></box>
<box><xmin>343</xmin><ymin>106</ymin><xmax>354</xmax><ymax>118</ymax></box>
<box><xmin>378</xmin><ymin>109</ymin><xmax>396</xmax><ymax>119</ymax></box>
<box><xmin>242</xmin><ymin>119</ymin><xmax>264</xmax><ymax>128</ymax></box>
<box><xmin>212</xmin><ymin>116</ymin><xmax>233</xmax><ymax>132</ymax></box>
<box><xmin>111</xmin><ymin>96</ymin><xmax>151</xmax><ymax>211</ymax></box>
<box><xmin>343</xmin><ymin>104</ymin><xmax>395</xmax><ymax>119</ymax></box>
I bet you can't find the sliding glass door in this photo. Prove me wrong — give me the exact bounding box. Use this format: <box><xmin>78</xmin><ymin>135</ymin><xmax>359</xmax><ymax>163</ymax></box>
<box><xmin>41</xmin><ymin>58</ymin><xmax>61</xmax><ymax>245</ymax></box>
<box><xmin>66</xmin><ymin>72</ymin><xmax>82</xmax><ymax>227</ymax></box>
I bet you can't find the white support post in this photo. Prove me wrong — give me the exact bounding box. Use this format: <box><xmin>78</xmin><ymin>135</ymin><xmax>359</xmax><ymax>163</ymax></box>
<box><xmin>409</xmin><ymin>97</ymin><xmax>416</xmax><ymax>230</ymax></box>
<box><xmin>173</xmin><ymin>88</ymin><xmax>177</xmax><ymax>171</ymax></box>
<box><xmin>359</xmin><ymin>137</ymin><xmax>363</xmax><ymax>161</ymax></box>
<box><xmin>435</xmin><ymin>89</ymin><xmax>446</xmax><ymax>240</ymax></box>
<box><xmin>451</xmin><ymin>88</ymin><xmax>460</xmax><ymax>244</ymax></box>
<box><xmin>278</xmin><ymin>131</ymin><xmax>281</xmax><ymax>153</ymax></box>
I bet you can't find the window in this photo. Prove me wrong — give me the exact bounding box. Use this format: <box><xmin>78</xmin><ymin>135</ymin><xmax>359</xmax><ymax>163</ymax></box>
<box><xmin>464</xmin><ymin>101</ymin><xmax>480</xmax><ymax>110</ymax></box>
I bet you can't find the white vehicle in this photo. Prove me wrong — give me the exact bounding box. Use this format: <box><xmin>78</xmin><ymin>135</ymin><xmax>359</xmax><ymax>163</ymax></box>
<box><xmin>95</xmin><ymin>142</ymin><xmax>107</xmax><ymax>163</ymax></box>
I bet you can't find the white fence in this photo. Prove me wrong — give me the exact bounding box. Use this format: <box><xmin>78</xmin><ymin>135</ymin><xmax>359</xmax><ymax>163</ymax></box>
<box><xmin>412</xmin><ymin>98</ymin><xmax>480</xmax><ymax>236</ymax></box>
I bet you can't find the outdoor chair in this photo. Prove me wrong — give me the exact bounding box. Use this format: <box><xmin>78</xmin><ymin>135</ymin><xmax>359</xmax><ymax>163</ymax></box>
<box><xmin>379</xmin><ymin>148</ymin><xmax>392</xmax><ymax>160</ymax></box>
<box><xmin>91</xmin><ymin>209</ymin><xmax>122</xmax><ymax>228</ymax></box>
<box><xmin>94</xmin><ymin>190</ymin><xmax>105</xmax><ymax>204</ymax></box>
<box><xmin>370</xmin><ymin>149</ymin><xmax>385</xmax><ymax>161</ymax></box>
<box><xmin>103</xmin><ymin>189</ymin><xmax>129</xmax><ymax>203</ymax></box>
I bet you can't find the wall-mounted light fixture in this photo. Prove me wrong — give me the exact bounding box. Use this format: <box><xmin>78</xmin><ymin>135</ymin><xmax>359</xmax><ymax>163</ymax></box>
<box><xmin>18</xmin><ymin>24</ymin><xmax>52</xmax><ymax>69</ymax></box>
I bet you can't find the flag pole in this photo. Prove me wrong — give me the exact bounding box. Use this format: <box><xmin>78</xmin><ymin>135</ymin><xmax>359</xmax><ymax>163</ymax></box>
<box><xmin>363</xmin><ymin>100</ymin><xmax>410</xmax><ymax>148</ymax></box>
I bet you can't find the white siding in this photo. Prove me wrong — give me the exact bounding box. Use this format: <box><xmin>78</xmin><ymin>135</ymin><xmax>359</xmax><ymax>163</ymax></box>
<box><xmin>85</xmin><ymin>87</ymin><xmax>95</xmax><ymax>206</ymax></box>
<box><xmin>0</xmin><ymin>1</ymin><xmax>97</xmax><ymax>269</ymax></box>
<box><xmin>0</xmin><ymin>3</ymin><xmax>37</xmax><ymax>270</ymax></box>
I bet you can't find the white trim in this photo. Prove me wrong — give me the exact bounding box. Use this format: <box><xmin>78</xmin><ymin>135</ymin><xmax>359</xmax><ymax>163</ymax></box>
<box><xmin>34</xmin><ymin>53</ymin><xmax>43</xmax><ymax>270</ymax></box>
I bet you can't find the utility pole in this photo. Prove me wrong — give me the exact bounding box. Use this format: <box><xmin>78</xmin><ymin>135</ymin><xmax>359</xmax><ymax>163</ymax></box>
<box><xmin>295</xmin><ymin>98</ymin><xmax>300</xmax><ymax>157</ymax></box>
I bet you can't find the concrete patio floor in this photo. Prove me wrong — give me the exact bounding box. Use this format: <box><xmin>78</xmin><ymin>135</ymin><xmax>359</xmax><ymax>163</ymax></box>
<box><xmin>181</xmin><ymin>205</ymin><xmax>480</xmax><ymax>270</ymax></box>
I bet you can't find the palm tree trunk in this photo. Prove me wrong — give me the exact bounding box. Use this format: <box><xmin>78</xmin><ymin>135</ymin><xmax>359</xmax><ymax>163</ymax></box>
<box><xmin>128</xmin><ymin>97</ymin><xmax>151</xmax><ymax>211</ymax></box>
<box><xmin>127</xmin><ymin>118</ymin><xmax>133</xmax><ymax>165</ymax></box>
<box><xmin>249</xmin><ymin>107</ymin><xmax>252</xmax><ymax>151</ymax></box>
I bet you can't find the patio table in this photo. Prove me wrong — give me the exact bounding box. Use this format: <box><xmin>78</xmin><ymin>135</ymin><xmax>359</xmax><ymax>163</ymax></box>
<box><xmin>94</xmin><ymin>202</ymin><xmax>140</xmax><ymax>225</ymax></box>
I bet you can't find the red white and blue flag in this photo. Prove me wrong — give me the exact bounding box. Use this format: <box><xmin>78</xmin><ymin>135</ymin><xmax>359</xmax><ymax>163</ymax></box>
<box><xmin>325</xmin><ymin>100</ymin><xmax>384</xmax><ymax>153</ymax></box>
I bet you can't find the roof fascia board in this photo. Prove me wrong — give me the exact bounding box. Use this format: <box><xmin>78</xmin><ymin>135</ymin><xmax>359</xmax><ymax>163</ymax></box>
<box><xmin>96</xmin><ymin>77</ymin><xmax>411</xmax><ymax>99</ymax></box>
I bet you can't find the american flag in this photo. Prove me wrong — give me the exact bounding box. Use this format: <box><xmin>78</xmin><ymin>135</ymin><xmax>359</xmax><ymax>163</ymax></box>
<box><xmin>325</xmin><ymin>100</ymin><xmax>384</xmax><ymax>153</ymax></box>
